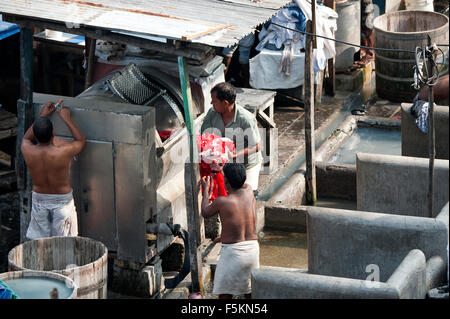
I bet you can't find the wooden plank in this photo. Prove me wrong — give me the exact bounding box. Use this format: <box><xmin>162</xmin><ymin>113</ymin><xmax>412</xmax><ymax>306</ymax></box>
<box><xmin>17</xmin><ymin>26</ymin><xmax>34</xmax><ymax>243</ymax></box>
<box><xmin>181</xmin><ymin>24</ymin><xmax>231</xmax><ymax>41</ymax></box>
<box><xmin>179</xmin><ymin>56</ymin><xmax>204</xmax><ymax>295</ymax></box>
<box><xmin>3</xmin><ymin>15</ymin><xmax>214</xmax><ymax>62</ymax></box>
<box><xmin>256</xmin><ymin>109</ymin><xmax>276</xmax><ymax>128</ymax></box>
<box><xmin>184</xmin><ymin>163</ymin><xmax>204</xmax><ymax>295</ymax></box>
<box><xmin>304</xmin><ymin>18</ymin><xmax>317</xmax><ymax>205</ymax></box>
<box><xmin>84</xmin><ymin>37</ymin><xmax>96</xmax><ymax>90</ymax></box>
<box><xmin>427</xmin><ymin>35</ymin><xmax>435</xmax><ymax>218</ymax></box>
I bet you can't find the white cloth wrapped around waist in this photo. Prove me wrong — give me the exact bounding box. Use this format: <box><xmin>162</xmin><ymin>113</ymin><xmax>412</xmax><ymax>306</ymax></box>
<box><xmin>26</xmin><ymin>190</ymin><xmax>78</xmax><ymax>240</ymax></box>
<box><xmin>213</xmin><ymin>240</ymin><xmax>260</xmax><ymax>296</ymax></box>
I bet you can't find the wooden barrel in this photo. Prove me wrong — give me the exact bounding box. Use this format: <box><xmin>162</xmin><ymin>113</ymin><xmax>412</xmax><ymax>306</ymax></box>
<box><xmin>374</xmin><ymin>11</ymin><xmax>449</xmax><ymax>102</ymax></box>
<box><xmin>0</xmin><ymin>270</ymin><xmax>77</xmax><ymax>299</ymax></box>
<box><xmin>8</xmin><ymin>236</ymin><xmax>108</xmax><ymax>299</ymax></box>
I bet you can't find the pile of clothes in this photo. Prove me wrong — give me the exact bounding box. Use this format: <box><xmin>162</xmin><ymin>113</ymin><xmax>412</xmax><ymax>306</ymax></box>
<box><xmin>197</xmin><ymin>133</ymin><xmax>235</xmax><ymax>201</ymax></box>
<box><xmin>250</xmin><ymin>0</ymin><xmax>338</xmax><ymax>89</ymax></box>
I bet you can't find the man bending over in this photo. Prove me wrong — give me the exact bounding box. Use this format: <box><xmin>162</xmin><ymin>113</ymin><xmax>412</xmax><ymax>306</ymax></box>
<box><xmin>201</xmin><ymin>162</ymin><xmax>260</xmax><ymax>299</ymax></box>
<box><xmin>21</xmin><ymin>102</ymin><xmax>86</xmax><ymax>239</ymax></box>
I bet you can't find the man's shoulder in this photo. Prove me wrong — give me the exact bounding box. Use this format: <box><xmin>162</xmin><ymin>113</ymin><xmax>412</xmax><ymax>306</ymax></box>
<box><xmin>235</xmin><ymin>104</ymin><xmax>257</xmax><ymax>125</ymax></box>
<box><xmin>202</xmin><ymin>107</ymin><xmax>218</xmax><ymax>125</ymax></box>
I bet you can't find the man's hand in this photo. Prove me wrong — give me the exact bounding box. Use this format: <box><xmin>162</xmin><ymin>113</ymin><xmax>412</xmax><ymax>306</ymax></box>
<box><xmin>56</xmin><ymin>103</ymin><xmax>71</xmax><ymax>123</ymax></box>
<box><xmin>227</xmin><ymin>149</ymin><xmax>237</xmax><ymax>162</ymax></box>
<box><xmin>201</xmin><ymin>175</ymin><xmax>213</xmax><ymax>200</ymax></box>
<box><xmin>38</xmin><ymin>102</ymin><xmax>56</xmax><ymax>118</ymax></box>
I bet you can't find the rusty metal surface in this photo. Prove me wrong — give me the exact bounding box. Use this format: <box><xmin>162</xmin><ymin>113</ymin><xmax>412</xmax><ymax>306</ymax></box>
<box><xmin>0</xmin><ymin>0</ymin><xmax>292</xmax><ymax>47</ymax></box>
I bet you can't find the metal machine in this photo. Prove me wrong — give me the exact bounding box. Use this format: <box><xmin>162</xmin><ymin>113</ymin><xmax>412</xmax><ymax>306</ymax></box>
<box><xmin>30</xmin><ymin>58</ymin><xmax>225</xmax><ymax>264</ymax></box>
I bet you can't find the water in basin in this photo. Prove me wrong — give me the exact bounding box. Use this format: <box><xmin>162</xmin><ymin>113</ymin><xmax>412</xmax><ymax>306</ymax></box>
<box><xmin>258</xmin><ymin>230</ymin><xmax>307</xmax><ymax>269</ymax></box>
<box><xmin>4</xmin><ymin>278</ymin><xmax>74</xmax><ymax>299</ymax></box>
<box><xmin>328</xmin><ymin>127</ymin><xmax>401</xmax><ymax>164</ymax></box>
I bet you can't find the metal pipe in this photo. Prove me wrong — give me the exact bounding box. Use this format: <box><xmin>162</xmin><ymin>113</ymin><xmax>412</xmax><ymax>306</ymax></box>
<box><xmin>145</xmin><ymin>223</ymin><xmax>191</xmax><ymax>288</ymax></box>
<box><xmin>146</xmin><ymin>223</ymin><xmax>175</xmax><ymax>236</ymax></box>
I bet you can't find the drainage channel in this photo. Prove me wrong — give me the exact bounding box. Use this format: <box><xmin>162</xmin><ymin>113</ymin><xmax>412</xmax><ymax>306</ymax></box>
<box><xmin>257</xmin><ymin>88</ymin><xmax>373</xmax><ymax>203</ymax></box>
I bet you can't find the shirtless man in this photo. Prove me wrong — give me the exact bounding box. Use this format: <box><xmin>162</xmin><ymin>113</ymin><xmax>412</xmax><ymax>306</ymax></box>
<box><xmin>21</xmin><ymin>101</ymin><xmax>86</xmax><ymax>239</ymax></box>
<box><xmin>201</xmin><ymin>162</ymin><xmax>259</xmax><ymax>299</ymax></box>
<box><xmin>417</xmin><ymin>74</ymin><xmax>449</xmax><ymax>106</ymax></box>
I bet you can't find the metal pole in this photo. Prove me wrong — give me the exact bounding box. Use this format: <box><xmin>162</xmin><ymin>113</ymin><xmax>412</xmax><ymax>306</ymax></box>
<box><xmin>304</xmin><ymin>1</ymin><xmax>317</xmax><ymax>205</ymax></box>
<box><xmin>84</xmin><ymin>37</ymin><xmax>96</xmax><ymax>90</ymax></box>
<box><xmin>426</xmin><ymin>36</ymin><xmax>435</xmax><ymax>218</ymax></box>
<box><xmin>178</xmin><ymin>56</ymin><xmax>204</xmax><ymax>295</ymax></box>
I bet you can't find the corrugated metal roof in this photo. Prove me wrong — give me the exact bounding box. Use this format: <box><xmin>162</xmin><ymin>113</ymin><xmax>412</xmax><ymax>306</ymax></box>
<box><xmin>0</xmin><ymin>0</ymin><xmax>293</xmax><ymax>47</ymax></box>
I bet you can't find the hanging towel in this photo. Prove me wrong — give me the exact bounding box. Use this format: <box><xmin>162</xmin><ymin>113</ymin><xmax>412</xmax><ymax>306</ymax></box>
<box><xmin>410</xmin><ymin>100</ymin><xmax>430</xmax><ymax>134</ymax></box>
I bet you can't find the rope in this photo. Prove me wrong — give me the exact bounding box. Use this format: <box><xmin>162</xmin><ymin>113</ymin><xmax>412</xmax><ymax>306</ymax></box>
<box><xmin>413</xmin><ymin>44</ymin><xmax>445</xmax><ymax>90</ymax></box>
<box><xmin>269</xmin><ymin>22</ymin><xmax>450</xmax><ymax>54</ymax></box>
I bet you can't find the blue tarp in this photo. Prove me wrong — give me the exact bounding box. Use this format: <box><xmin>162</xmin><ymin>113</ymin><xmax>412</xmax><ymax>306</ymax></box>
<box><xmin>0</xmin><ymin>14</ymin><xmax>20</xmax><ymax>40</ymax></box>
<box><xmin>0</xmin><ymin>279</ymin><xmax>20</xmax><ymax>299</ymax></box>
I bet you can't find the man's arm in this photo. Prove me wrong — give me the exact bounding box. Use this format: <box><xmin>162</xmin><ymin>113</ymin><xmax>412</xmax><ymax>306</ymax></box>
<box><xmin>201</xmin><ymin>176</ymin><xmax>221</xmax><ymax>218</ymax></box>
<box><xmin>57</xmin><ymin>104</ymin><xmax>86</xmax><ymax>156</ymax></box>
<box><xmin>230</xmin><ymin>116</ymin><xmax>261</xmax><ymax>161</ymax></box>
<box><xmin>232</xmin><ymin>142</ymin><xmax>261</xmax><ymax>160</ymax></box>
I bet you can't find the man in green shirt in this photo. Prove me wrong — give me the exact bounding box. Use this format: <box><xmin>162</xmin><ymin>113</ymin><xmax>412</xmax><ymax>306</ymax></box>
<box><xmin>201</xmin><ymin>82</ymin><xmax>262</xmax><ymax>193</ymax></box>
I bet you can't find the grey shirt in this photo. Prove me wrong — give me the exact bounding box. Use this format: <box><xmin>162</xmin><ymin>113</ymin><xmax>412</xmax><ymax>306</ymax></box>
<box><xmin>201</xmin><ymin>104</ymin><xmax>262</xmax><ymax>169</ymax></box>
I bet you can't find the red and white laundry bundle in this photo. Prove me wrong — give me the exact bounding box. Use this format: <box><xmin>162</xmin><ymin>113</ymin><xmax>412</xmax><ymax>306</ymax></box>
<box><xmin>197</xmin><ymin>133</ymin><xmax>235</xmax><ymax>201</ymax></box>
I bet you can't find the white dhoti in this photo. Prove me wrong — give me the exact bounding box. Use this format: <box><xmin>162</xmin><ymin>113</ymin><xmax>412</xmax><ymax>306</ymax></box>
<box><xmin>246</xmin><ymin>162</ymin><xmax>262</xmax><ymax>191</ymax></box>
<box><xmin>213</xmin><ymin>240</ymin><xmax>260</xmax><ymax>296</ymax></box>
<box><xmin>26</xmin><ymin>190</ymin><xmax>78</xmax><ymax>240</ymax></box>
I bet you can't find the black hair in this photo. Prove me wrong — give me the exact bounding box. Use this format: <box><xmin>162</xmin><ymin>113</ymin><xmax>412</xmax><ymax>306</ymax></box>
<box><xmin>211</xmin><ymin>82</ymin><xmax>236</xmax><ymax>105</ymax></box>
<box><xmin>223</xmin><ymin>162</ymin><xmax>246</xmax><ymax>189</ymax></box>
<box><xmin>33</xmin><ymin>116</ymin><xmax>53</xmax><ymax>143</ymax></box>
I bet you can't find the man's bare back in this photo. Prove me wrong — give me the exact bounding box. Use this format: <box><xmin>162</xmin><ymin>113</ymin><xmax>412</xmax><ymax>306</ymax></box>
<box><xmin>201</xmin><ymin>163</ymin><xmax>260</xmax><ymax>299</ymax></box>
<box><xmin>201</xmin><ymin>176</ymin><xmax>258</xmax><ymax>244</ymax></box>
<box><xmin>21</xmin><ymin>102</ymin><xmax>85</xmax><ymax>194</ymax></box>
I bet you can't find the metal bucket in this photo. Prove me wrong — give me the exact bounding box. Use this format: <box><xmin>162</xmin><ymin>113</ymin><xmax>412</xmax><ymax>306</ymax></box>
<box><xmin>8</xmin><ymin>236</ymin><xmax>108</xmax><ymax>299</ymax></box>
<box><xmin>374</xmin><ymin>10</ymin><xmax>449</xmax><ymax>102</ymax></box>
<box><xmin>0</xmin><ymin>270</ymin><xmax>77</xmax><ymax>299</ymax></box>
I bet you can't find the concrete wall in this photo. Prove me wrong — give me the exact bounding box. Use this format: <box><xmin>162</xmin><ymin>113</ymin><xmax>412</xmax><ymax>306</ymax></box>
<box><xmin>401</xmin><ymin>103</ymin><xmax>449</xmax><ymax>160</ymax></box>
<box><xmin>386</xmin><ymin>249</ymin><xmax>427</xmax><ymax>299</ymax></box>
<box><xmin>316</xmin><ymin>162</ymin><xmax>356</xmax><ymax>200</ymax></box>
<box><xmin>263</xmin><ymin>204</ymin><xmax>307</xmax><ymax>233</ymax></box>
<box><xmin>252</xmin><ymin>266</ymin><xmax>398</xmax><ymax>299</ymax></box>
<box><xmin>251</xmin><ymin>249</ymin><xmax>427</xmax><ymax>299</ymax></box>
<box><xmin>306</xmin><ymin>206</ymin><xmax>448</xmax><ymax>282</ymax></box>
<box><xmin>356</xmin><ymin>153</ymin><xmax>449</xmax><ymax>217</ymax></box>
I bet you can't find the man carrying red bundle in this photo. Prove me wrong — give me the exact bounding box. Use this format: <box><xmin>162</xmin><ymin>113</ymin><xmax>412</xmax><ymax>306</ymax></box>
<box><xmin>197</xmin><ymin>132</ymin><xmax>235</xmax><ymax>200</ymax></box>
<box><xmin>200</xmin><ymin>82</ymin><xmax>262</xmax><ymax>197</ymax></box>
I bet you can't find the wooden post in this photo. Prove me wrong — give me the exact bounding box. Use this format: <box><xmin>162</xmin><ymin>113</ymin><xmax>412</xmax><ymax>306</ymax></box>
<box><xmin>84</xmin><ymin>37</ymin><xmax>96</xmax><ymax>90</ymax></box>
<box><xmin>323</xmin><ymin>0</ymin><xmax>336</xmax><ymax>97</ymax></box>
<box><xmin>178</xmin><ymin>56</ymin><xmax>204</xmax><ymax>294</ymax></box>
<box><xmin>304</xmin><ymin>6</ymin><xmax>317</xmax><ymax>205</ymax></box>
<box><xmin>426</xmin><ymin>36</ymin><xmax>435</xmax><ymax>218</ymax></box>
<box><xmin>17</xmin><ymin>26</ymin><xmax>34</xmax><ymax>242</ymax></box>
